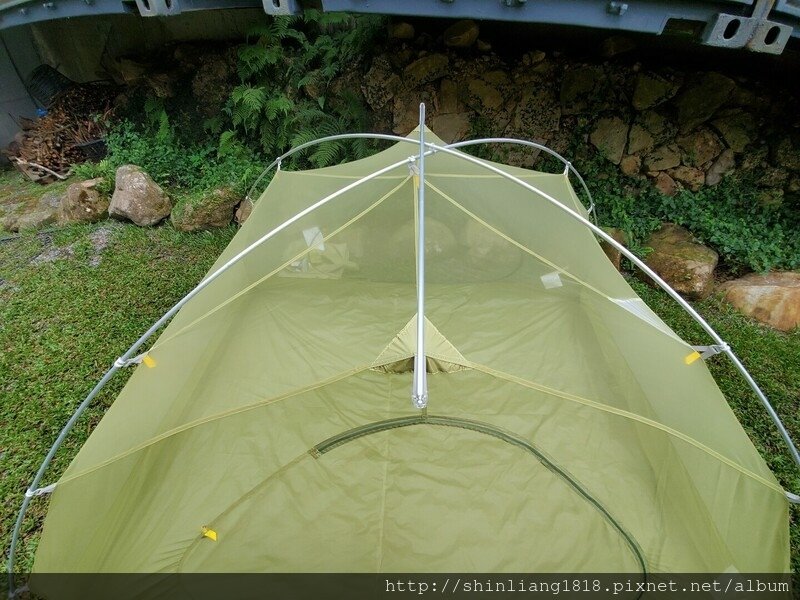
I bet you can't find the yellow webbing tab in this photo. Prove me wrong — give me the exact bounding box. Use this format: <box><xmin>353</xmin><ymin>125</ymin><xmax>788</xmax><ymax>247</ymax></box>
<box><xmin>142</xmin><ymin>355</ymin><xmax>157</xmax><ymax>368</ymax></box>
<box><xmin>684</xmin><ymin>351</ymin><xmax>701</xmax><ymax>365</ymax></box>
<box><xmin>201</xmin><ymin>526</ymin><xmax>217</xmax><ymax>542</ymax></box>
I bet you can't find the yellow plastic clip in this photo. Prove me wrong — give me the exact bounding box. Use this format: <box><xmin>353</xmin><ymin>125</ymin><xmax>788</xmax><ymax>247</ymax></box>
<box><xmin>142</xmin><ymin>355</ymin><xmax>157</xmax><ymax>368</ymax></box>
<box><xmin>684</xmin><ymin>351</ymin><xmax>701</xmax><ymax>365</ymax></box>
<box><xmin>201</xmin><ymin>526</ymin><xmax>217</xmax><ymax>542</ymax></box>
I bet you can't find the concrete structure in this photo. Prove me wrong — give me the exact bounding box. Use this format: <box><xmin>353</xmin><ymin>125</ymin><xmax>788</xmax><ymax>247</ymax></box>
<box><xmin>0</xmin><ymin>0</ymin><xmax>797</xmax><ymax>152</ymax></box>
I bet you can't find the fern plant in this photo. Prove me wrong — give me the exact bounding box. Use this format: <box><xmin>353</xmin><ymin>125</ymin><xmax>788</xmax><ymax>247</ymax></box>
<box><xmin>222</xmin><ymin>11</ymin><xmax>385</xmax><ymax>170</ymax></box>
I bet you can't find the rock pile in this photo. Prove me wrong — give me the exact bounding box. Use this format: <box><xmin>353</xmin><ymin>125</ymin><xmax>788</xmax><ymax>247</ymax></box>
<box><xmin>2</xmin><ymin>165</ymin><xmax>247</xmax><ymax>233</ymax></box>
<box><xmin>361</xmin><ymin>23</ymin><xmax>800</xmax><ymax>203</ymax></box>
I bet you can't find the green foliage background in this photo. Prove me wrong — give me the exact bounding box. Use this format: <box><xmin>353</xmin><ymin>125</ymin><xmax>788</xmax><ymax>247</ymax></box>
<box><xmin>71</xmin><ymin>13</ymin><xmax>800</xmax><ymax>274</ymax></box>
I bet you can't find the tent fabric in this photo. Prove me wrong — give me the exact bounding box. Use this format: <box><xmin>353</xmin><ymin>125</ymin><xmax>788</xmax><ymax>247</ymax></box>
<box><xmin>32</xmin><ymin>129</ymin><xmax>789</xmax><ymax>575</ymax></box>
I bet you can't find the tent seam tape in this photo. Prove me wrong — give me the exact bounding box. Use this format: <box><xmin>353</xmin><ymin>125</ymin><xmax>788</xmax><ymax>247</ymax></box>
<box><xmin>176</xmin><ymin>450</ymin><xmax>311</xmax><ymax>572</ymax></box>
<box><xmin>54</xmin><ymin>365</ymin><xmax>375</xmax><ymax>487</ymax></box>
<box><xmin>467</xmin><ymin>361</ymin><xmax>785</xmax><ymax>495</ymax></box>
<box><xmin>290</xmin><ymin>172</ymin><xmax>554</xmax><ymax>180</ymax></box>
<box><xmin>425</xmin><ymin>179</ymin><xmax>609</xmax><ymax>297</ymax></box>
<box><xmin>425</xmin><ymin>180</ymin><xmax>688</xmax><ymax>347</ymax></box>
<box><xmin>150</xmin><ymin>176</ymin><xmax>412</xmax><ymax>352</ymax></box>
<box><xmin>371</xmin><ymin>316</ymin><xmax>418</xmax><ymax>366</ymax></box>
<box><xmin>370</xmin><ymin>351</ymin><xmax>470</xmax><ymax>370</ymax></box>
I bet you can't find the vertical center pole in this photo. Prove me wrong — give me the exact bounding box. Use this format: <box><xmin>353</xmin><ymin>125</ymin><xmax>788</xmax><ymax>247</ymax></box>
<box><xmin>412</xmin><ymin>103</ymin><xmax>428</xmax><ymax>409</ymax></box>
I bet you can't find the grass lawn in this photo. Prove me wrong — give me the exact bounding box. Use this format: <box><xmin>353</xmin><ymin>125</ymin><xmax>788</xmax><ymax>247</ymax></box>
<box><xmin>1</xmin><ymin>213</ymin><xmax>799</xmax><ymax>572</ymax></box>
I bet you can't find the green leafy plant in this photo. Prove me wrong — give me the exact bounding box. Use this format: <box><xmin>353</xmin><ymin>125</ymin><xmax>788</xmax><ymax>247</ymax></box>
<box><xmin>224</xmin><ymin>11</ymin><xmax>385</xmax><ymax>168</ymax></box>
<box><xmin>567</xmin><ymin>154</ymin><xmax>800</xmax><ymax>274</ymax></box>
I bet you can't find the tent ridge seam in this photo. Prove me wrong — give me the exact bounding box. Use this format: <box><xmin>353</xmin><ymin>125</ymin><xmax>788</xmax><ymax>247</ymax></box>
<box><xmin>55</xmin><ymin>365</ymin><xmax>375</xmax><ymax>487</ymax></box>
<box><xmin>151</xmin><ymin>177</ymin><xmax>412</xmax><ymax>352</ymax></box>
<box><xmin>424</xmin><ymin>180</ymin><xmax>686</xmax><ymax>346</ymax></box>
<box><xmin>467</xmin><ymin>362</ymin><xmax>785</xmax><ymax>495</ymax></box>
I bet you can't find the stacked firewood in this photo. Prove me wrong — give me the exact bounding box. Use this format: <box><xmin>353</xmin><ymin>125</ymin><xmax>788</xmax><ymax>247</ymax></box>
<box><xmin>4</xmin><ymin>83</ymin><xmax>117</xmax><ymax>182</ymax></box>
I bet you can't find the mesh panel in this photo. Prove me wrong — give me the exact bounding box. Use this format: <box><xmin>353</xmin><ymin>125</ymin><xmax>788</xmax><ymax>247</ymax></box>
<box><xmin>34</xmin><ymin>130</ymin><xmax>788</xmax><ymax>575</ymax></box>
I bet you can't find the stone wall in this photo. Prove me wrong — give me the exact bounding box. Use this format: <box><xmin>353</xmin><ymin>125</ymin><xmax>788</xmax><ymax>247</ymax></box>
<box><xmin>359</xmin><ymin>20</ymin><xmax>800</xmax><ymax>205</ymax></box>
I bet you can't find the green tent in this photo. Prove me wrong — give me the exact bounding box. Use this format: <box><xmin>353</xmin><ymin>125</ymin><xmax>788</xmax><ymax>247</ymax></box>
<box><xmin>13</xmin><ymin>125</ymin><xmax>795</xmax><ymax>577</ymax></box>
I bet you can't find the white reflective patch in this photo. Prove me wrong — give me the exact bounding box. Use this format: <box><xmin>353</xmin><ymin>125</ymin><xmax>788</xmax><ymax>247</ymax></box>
<box><xmin>303</xmin><ymin>226</ymin><xmax>325</xmax><ymax>252</ymax></box>
<box><xmin>540</xmin><ymin>271</ymin><xmax>563</xmax><ymax>289</ymax></box>
<box><xmin>611</xmin><ymin>298</ymin><xmax>682</xmax><ymax>341</ymax></box>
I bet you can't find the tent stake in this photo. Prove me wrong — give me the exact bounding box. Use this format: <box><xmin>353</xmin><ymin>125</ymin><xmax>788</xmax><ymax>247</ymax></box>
<box><xmin>412</xmin><ymin>103</ymin><xmax>429</xmax><ymax>409</ymax></box>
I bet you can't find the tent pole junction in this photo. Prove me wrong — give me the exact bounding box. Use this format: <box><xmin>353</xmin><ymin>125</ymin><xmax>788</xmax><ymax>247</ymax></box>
<box><xmin>422</xmin><ymin>139</ymin><xmax>800</xmax><ymax>482</ymax></box>
<box><xmin>5</xmin><ymin>151</ymin><xmax>424</xmax><ymax>591</ymax></box>
<box><xmin>412</xmin><ymin>103</ymin><xmax>429</xmax><ymax>409</ymax></box>
<box><xmin>9</xmin><ymin>126</ymin><xmax>800</xmax><ymax>588</ymax></box>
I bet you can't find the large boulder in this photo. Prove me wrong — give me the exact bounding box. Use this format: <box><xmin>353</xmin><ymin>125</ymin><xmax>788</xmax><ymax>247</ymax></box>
<box><xmin>644</xmin><ymin>144</ymin><xmax>681</xmax><ymax>171</ymax></box>
<box><xmin>719</xmin><ymin>272</ymin><xmax>800</xmax><ymax>331</ymax></box>
<box><xmin>560</xmin><ymin>65</ymin><xmax>605</xmax><ymax>115</ymax></box>
<box><xmin>59</xmin><ymin>179</ymin><xmax>109</xmax><ymax>224</ymax></box>
<box><xmin>171</xmin><ymin>188</ymin><xmax>241</xmax><ymax>232</ymax></box>
<box><xmin>667</xmin><ymin>165</ymin><xmax>705</xmax><ymax>192</ymax></box>
<box><xmin>705</xmin><ymin>149</ymin><xmax>736</xmax><ymax>186</ymax></box>
<box><xmin>643</xmin><ymin>223</ymin><xmax>718</xmax><ymax>299</ymax></box>
<box><xmin>430</xmin><ymin>112</ymin><xmax>471</xmax><ymax>143</ymax></box>
<box><xmin>109</xmin><ymin>165</ymin><xmax>171</xmax><ymax>226</ymax></box>
<box><xmin>362</xmin><ymin>56</ymin><xmax>401</xmax><ymax>111</ymax></box>
<box><xmin>511</xmin><ymin>88</ymin><xmax>561</xmax><ymax>140</ymax></box>
<box><xmin>773</xmin><ymin>135</ymin><xmax>800</xmax><ymax>172</ymax></box>
<box><xmin>711</xmin><ymin>111</ymin><xmax>757</xmax><ymax>153</ymax></box>
<box><xmin>627</xmin><ymin>110</ymin><xmax>674</xmax><ymax>155</ymax></box>
<box><xmin>676</xmin><ymin>128</ymin><xmax>724</xmax><ymax>168</ymax></box>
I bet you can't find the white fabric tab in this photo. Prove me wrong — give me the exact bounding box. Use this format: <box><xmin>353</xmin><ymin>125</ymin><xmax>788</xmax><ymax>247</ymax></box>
<box><xmin>114</xmin><ymin>353</ymin><xmax>146</xmax><ymax>369</ymax></box>
<box><xmin>611</xmin><ymin>298</ymin><xmax>682</xmax><ymax>341</ymax></box>
<box><xmin>540</xmin><ymin>271</ymin><xmax>563</xmax><ymax>289</ymax></box>
<box><xmin>25</xmin><ymin>483</ymin><xmax>56</xmax><ymax>498</ymax></box>
<box><xmin>302</xmin><ymin>226</ymin><xmax>325</xmax><ymax>252</ymax></box>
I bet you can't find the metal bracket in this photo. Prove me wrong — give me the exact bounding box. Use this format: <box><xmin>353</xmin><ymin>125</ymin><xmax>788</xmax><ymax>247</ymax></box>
<box><xmin>703</xmin><ymin>0</ymin><xmax>793</xmax><ymax>54</ymax></box>
<box><xmin>262</xmin><ymin>0</ymin><xmax>300</xmax><ymax>16</ymax></box>
<box><xmin>135</xmin><ymin>0</ymin><xmax>181</xmax><ymax>17</ymax></box>
<box><xmin>691</xmin><ymin>343</ymin><xmax>730</xmax><ymax>360</ymax></box>
<box><xmin>113</xmin><ymin>353</ymin><xmax>146</xmax><ymax>368</ymax></box>
<box><xmin>607</xmin><ymin>1</ymin><xmax>628</xmax><ymax>16</ymax></box>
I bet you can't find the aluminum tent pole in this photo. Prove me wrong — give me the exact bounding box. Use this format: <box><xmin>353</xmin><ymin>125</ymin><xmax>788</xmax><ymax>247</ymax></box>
<box><xmin>422</xmin><ymin>140</ymin><xmax>800</xmax><ymax>493</ymax></box>
<box><xmin>5</xmin><ymin>150</ymin><xmax>428</xmax><ymax>591</ymax></box>
<box><xmin>412</xmin><ymin>104</ymin><xmax>429</xmax><ymax>409</ymax></box>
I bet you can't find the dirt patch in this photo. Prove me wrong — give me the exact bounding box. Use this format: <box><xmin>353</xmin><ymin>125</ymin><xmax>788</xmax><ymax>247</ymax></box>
<box><xmin>87</xmin><ymin>226</ymin><xmax>114</xmax><ymax>267</ymax></box>
<box><xmin>29</xmin><ymin>225</ymin><xmax>115</xmax><ymax>267</ymax></box>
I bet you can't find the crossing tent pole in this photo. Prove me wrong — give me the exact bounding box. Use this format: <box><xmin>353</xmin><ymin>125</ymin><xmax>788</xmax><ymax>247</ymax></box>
<box><xmin>245</xmin><ymin>135</ymin><xmax>599</xmax><ymax>218</ymax></box>
<box><xmin>446</xmin><ymin>138</ymin><xmax>597</xmax><ymax>218</ymax></box>
<box><xmin>7</xmin><ymin>366</ymin><xmax>119</xmax><ymax>597</ymax></box>
<box><xmin>248</xmin><ymin>135</ymin><xmax>799</xmax><ymax>488</ymax></box>
<box><xmin>412</xmin><ymin>104</ymin><xmax>429</xmax><ymax>409</ymax></box>
<box><xmin>724</xmin><ymin>348</ymin><xmax>800</xmax><ymax>471</ymax></box>
<box><xmin>9</xmin><ymin>131</ymin><xmax>800</xmax><ymax>589</ymax></box>
<box><xmin>245</xmin><ymin>133</ymin><xmax>416</xmax><ymax>203</ymax></box>
<box><xmin>5</xmin><ymin>150</ymin><xmax>430</xmax><ymax>589</ymax></box>
<box><xmin>423</xmin><ymin>141</ymin><xmax>800</xmax><ymax>493</ymax></box>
